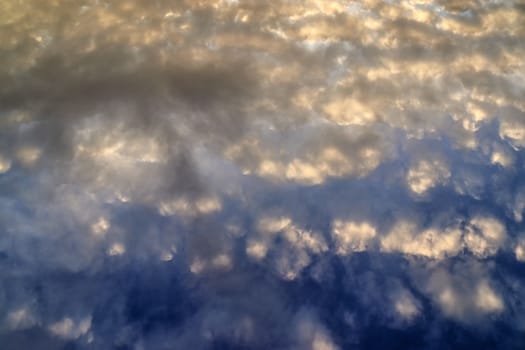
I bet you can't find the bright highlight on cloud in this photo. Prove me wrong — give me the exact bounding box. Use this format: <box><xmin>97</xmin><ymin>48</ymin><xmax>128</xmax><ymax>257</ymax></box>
<box><xmin>1</xmin><ymin>0</ymin><xmax>525</xmax><ymax>348</ymax></box>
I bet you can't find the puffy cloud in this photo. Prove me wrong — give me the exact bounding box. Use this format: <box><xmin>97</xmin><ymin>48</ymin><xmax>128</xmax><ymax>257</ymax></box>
<box><xmin>293</xmin><ymin>309</ymin><xmax>339</xmax><ymax>350</ymax></box>
<box><xmin>1</xmin><ymin>0</ymin><xmax>525</xmax><ymax>348</ymax></box>
<box><xmin>0</xmin><ymin>153</ymin><xmax>12</xmax><ymax>174</ymax></box>
<box><xmin>381</xmin><ymin>221</ymin><xmax>463</xmax><ymax>260</ymax></box>
<box><xmin>6</xmin><ymin>309</ymin><xmax>38</xmax><ymax>331</ymax></box>
<box><xmin>420</xmin><ymin>262</ymin><xmax>505</xmax><ymax>323</ymax></box>
<box><xmin>464</xmin><ymin>216</ymin><xmax>506</xmax><ymax>258</ymax></box>
<box><xmin>225</xmin><ymin>125</ymin><xmax>387</xmax><ymax>185</ymax></box>
<box><xmin>392</xmin><ymin>289</ymin><xmax>421</xmax><ymax>322</ymax></box>
<box><xmin>158</xmin><ymin>196</ymin><xmax>222</xmax><ymax>217</ymax></box>
<box><xmin>407</xmin><ymin>158</ymin><xmax>451</xmax><ymax>195</ymax></box>
<box><xmin>250</xmin><ymin>215</ymin><xmax>328</xmax><ymax>279</ymax></box>
<box><xmin>516</xmin><ymin>238</ymin><xmax>525</xmax><ymax>262</ymax></box>
<box><xmin>48</xmin><ymin>316</ymin><xmax>92</xmax><ymax>340</ymax></box>
<box><xmin>332</xmin><ymin>220</ymin><xmax>377</xmax><ymax>254</ymax></box>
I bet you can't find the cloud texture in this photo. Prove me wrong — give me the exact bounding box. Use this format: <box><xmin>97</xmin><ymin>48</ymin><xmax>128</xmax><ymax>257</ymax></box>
<box><xmin>1</xmin><ymin>0</ymin><xmax>525</xmax><ymax>348</ymax></box>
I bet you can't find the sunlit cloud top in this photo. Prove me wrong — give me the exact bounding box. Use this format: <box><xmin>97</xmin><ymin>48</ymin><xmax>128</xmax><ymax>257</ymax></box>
<box><xmin>1</xmin><ymin>1</ymin><xmax>524</xmax><ymax>349</ymax></box>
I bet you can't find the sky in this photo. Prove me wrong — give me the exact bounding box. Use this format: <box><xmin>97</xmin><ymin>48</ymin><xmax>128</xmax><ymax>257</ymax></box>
<box><xmin>0</xmin><ymin>0</ymin><xmax>525</xmax><ymax>349</ymax></box>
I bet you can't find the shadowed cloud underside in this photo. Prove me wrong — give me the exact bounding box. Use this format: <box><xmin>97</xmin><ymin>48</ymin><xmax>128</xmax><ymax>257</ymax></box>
<box><xmin>1</xmin><ymin>0</ymin><xmax>525</xmax><ymax>349</ymax></box>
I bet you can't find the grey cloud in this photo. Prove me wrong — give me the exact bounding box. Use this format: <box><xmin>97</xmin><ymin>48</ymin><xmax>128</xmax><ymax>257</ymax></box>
<box><xmin>1</xmin><ymin>0</ymin><xmax>525</xmax><ymax>349</ymax></box>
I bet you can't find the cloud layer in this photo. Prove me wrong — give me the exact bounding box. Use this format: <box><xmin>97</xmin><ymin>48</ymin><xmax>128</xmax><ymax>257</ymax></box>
<box><xmin>1</xmin><ymin>0</ymin><xmax>525</xmax><ymax>349</ymax></box>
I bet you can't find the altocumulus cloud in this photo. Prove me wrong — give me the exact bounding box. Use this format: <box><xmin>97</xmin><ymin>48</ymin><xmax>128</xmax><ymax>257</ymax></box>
<box><xmin>1</xmin><ymin>0</ymin><xmax>525</xmax><ymax>349</ymax></box>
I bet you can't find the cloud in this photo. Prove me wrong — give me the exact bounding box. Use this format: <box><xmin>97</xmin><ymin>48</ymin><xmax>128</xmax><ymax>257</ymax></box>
<box><xmin>419</xmin><ymin>261</ymin><xmax>505</xmax><ymax>323</ymax></box>
<box><xmin>380</xmin><ymin>220</ymin><xmax>463</xmax><ymax>259</ymax></box>
<box><xmin>0</xmin><ymin>0</ymin><xmax>524</xmax><ymax>348</ymax></box>
<box><xmin>332</xmin><ymin>220</ymin><xmax>377</xmax><ymax>254</ymax></box>
<box><xmin>407</xmin><ymin>158</ymin><xmax>451</xmax><ymax>195</ymax></box>
<box><xmin>464</xmin><ymin>216</ymin><xmax>507</xmax><ymax>258</ymax></box>
<box><xmin>48</xmin><ymin>316</ymin><xmax>92</xmax><ymax>340</ymax></box>
<box><xmin>293</xmin><ymin>309</ymin><xmax>339</xmax><ymax>350</ymax></box>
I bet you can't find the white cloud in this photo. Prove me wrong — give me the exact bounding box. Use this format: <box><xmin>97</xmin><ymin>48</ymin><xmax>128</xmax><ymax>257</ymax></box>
<box><xmin>48</xmin><ymin>316</ymin><xmax>92</xmax><ymax>340</ymax></box>
<box><xmin>90</xmin><ymin>217</ymin><xmax>110</xmax><ymax>236</ymax></box>
<box><xmin>257</xmin><ymin>216</ymin><xmax>292</xmax><ymax>234</ymax></box>
<box><xmin>15</xmin><ymin>146</ymin><xmax>41</xmax><ymax>167</ymax></box>
<box><xmin>6</xmin><ymin>308</ymin><xmax>38</xmax><ymax>331</ymax></box>
<box><xmin>158</xmin><ymin>196</ymin><xmax>222</xmax><ymax>217</ymax></box>
<box><xmin>407</xmin><ymin>158</ymin><xmax>450</xmax><ymax>195</ymax></box>
<box><xmin>246</xmin><ymin>239</ymin><xmax>269</xmax><ymax>260</ymax></box>
<box><xmin>293</xmin><ymin>310</ymin><xmax>339</xmax><ymax>350</ymax></box>
<box><xmin>475</xmin><ymin>281</ymin><xmax>504</xmax><ymax>313</ymax></box>
<box><xmin>515</xmin><ymin>238</ymin><xmax>525</xmax><ymax>262</ymax></box>
<box><xmin>381</xmin><ymin>221</ymin><xmax>463</xmax><ymax>259</ymax></box>
<box><xmin>107</xmin><ymin>242</ymin><xmax>126</xmax><ymax>256</ymax></box>
<box><xmin>423</xmin><ymin>264</ymin><xmax>505</xmax><ymax>322</ymax></box>
<box><xmin>393</xmin><ymin>291</ymin><xmax>421</xmax><ymax>321</ymax></box>
<box><xmin>0</xmin><ymin>153</ymin><xmax>11</xmax><ymax>173</ymax></box>
<box><xmin>464</xmin><ymin>216</ymin><xmax>506</xmax><ymax>258</ymax></box>
<box><xmin>332</xmin><ymin>220</ymin><xmax>377</xmax><ymax>254</ymax></box>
